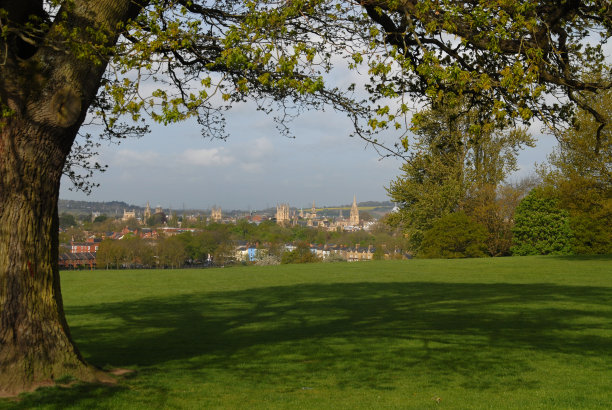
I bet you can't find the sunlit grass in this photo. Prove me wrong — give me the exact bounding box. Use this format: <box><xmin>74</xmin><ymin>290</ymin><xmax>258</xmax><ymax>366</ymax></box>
<box><xmin>2</xmin><ymin>255</ymin><xmax>611</xmax><ymax>409</ymax></box>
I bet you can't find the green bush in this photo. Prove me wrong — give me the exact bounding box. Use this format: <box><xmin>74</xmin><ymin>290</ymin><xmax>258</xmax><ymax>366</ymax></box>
<box><xmin>419</xmin><ymin>212</ymin><xmax>488</xmax><ymax>258</ymax></box>
<box><xmin>511</xmin><ymin>189</ymin><xmax>572</xmax><ymax>255</ymax></box>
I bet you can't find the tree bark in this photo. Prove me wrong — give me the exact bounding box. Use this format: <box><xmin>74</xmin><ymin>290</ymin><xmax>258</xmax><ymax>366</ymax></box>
<box><xmin>0</xmin><ymin>116</ymin><xmax>111</xmax><ymax>397</ymax></box>
<box><xmin>0</xmin><ymin>0</ymin><xmax>143</xmax><ymax>396</ymax></box>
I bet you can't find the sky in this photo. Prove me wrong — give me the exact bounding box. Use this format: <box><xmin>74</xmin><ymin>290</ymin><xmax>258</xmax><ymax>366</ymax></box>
<box><xmin>58</xmin><ymin>56</ymin><xmax>558</xmax><ymax>212</ymax></box>
<box><xmin>59</xmin><ymin>97</ymin><xmax>556</xmax><ymax>212</ymax></box>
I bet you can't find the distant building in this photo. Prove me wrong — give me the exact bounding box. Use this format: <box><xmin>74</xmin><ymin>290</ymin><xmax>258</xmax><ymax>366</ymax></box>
<box><xmin>70</xmin><ymin>237</ymin><xmax>101</xmax><ymax>253</ymax></box>
<box><xmin>122</xmin><ymin>209</ymin><xmax>136</xmax><ymax>221</ymax></box>
<box><xmin>346</xmin><ymin>245</ymin><xmax>374</xmax><ymax>262</ymax></box>
<box><xmin>276</xmin><ymin>203</ymin><xmax>290</xmax><ymax>225</ymax></box>
<box><xmin>211</xmin><ymin>206</ymin><xmax>222</xmax><ymax>222</ymax></box>
<box><xmin>63</xmin><ymin>237</ymin><xmax>100</xmax><ymax>270</ymax></box>
<box><xmin>350</xmin><ymin>195</ymin><xmax>360</xmax><ymax>226</ymax></box>
<box><xmin>58</xmin><ymin>252</ymin><xmax>96</xmax><ymax>270</ymax></box>
<box><xmin>144</xmin><ymin>202</ymin><xmax>152</xmax><ymax>220</ymax></box>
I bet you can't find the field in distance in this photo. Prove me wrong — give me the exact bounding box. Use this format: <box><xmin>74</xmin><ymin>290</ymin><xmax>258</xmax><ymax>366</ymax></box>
<box><xmin>3</xmin><ymin>256</ymin><xmax>611</xmax><ymax>409</ymax></box>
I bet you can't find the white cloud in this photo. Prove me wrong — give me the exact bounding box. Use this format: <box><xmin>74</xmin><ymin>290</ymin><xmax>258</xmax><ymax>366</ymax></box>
<box><xmin>181</xmin><ymin>147</ymin><xmax>235</xmax><ymax>167</ymax></box>
<box><xmin>113</xmin><ymin>150</ymin><xmax>160</xmax><ymax>166</ymax></box>
<box><xmin>249</xmin><ymin>137</ymin><xmax>274</xmax><ymax>159</ymax></box>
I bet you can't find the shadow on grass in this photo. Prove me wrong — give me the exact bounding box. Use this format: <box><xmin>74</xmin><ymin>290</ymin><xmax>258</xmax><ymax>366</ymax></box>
<box><xmin>67</xmin><ymin>282</ymin><xmax>611</xmax><ymax>388</ymax></box>
<box><xmin>5</xmin><ymin>280</ymin><xmax>609</xmax><ymax>407</ymax></box>
<box><xmin>3</xmin><ymin>383</ymin><xmax>127</xmax><ymax>410</ymax></box>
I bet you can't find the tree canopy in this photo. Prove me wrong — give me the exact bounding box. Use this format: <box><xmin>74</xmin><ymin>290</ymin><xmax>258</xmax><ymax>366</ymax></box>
<box><xmin>6</xmin><ymin>1</ymin><xmax>611</xmax><ymax>170</ymax></box>
<box><xmin>540</xmin><ymin>89</ymin><xmax>612</xmax><ymax>254</ymax></box>
<box><xmin>357</xmin><ymin>1</ymin><xmax>612</xmax><ymax>141</ymax></box>
<box><xmin>386</xmin><ymin>99</ymin><xmax>533</xmax><ymax>251</ymax></box>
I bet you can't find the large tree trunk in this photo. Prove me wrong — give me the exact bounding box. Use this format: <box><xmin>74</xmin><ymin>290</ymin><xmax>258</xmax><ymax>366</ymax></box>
<box><xmin>0</xmin><ymin>0</ymin><xmax>143</xmax><ymax>397</ymax></box>
<box><xmin>0</xmin><ymin>117</ymin><xmax>110</xmax><ymax>397</ymax></box>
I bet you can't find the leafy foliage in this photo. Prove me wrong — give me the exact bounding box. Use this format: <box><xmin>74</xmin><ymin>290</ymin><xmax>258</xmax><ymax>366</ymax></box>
<box><xmin>96</xmin><ymin>236</ymin><xmax>155</xmax><ymax>269</ymax></box>
<box><xmin>85</xmin><ymin>0</ymin><xmax>370</xmax><ymax>156</ymax></box>
<box><xmin>157</xmin><ymin>236</ymin><xmax>187</xmax><ymax>268</ymax></box>
<box><xmin>96</xmin><ymin>239</ymin><xmax>127</xmax><ymax>269</ymax></box>
<box><xmin>281</xmin><ymin>241</ymin><xmax>320</xmax><ymax>264</ymax></box>
<box><xmin>5</xmin><ymin>0</ymin><xmax>610</xmax><ymax>187</ymax></box>
<box><xmin>358</xmin><ymin>0</ymin><xmax>612</xmax><ymax>149</ymax></box>
<box><xmin>569</xmin><ymin>214</ymin><xmax>612</xmax><ymax>255</ymax></box>
<box><xmin>511</xmin><ymin>189</ymin><xmax>573</xmax><ymax>256</ymax></box>
<box><xmin>1</xmin><ymin>1</ymin><xmax>609</xmax><ymax>197</ymax></box>
<box><xmin>387</xmin><ymin>100</ymin><xmax>533</xmax><ymax>251</ymax></box>
<box><xmin>540</xmin><ymin>89</ymin><xmax>612</xmax><ymax>254</ymax></box>
<box><xmin>419</xmin><ymin>212</ymin><xmax>488</xmax><ymax>259</ymax></box>
<box><xmin>462</xmin><ymin>183</ymin><xmax>531</xmax><ymax>257</ymax></box>
<box><xmin>59</xmin><ymin>213</ymin><xmax>77</xmax><ymax>229</ymax></box>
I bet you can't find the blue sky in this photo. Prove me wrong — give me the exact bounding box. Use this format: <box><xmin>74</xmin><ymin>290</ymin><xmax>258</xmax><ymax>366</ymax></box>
<box><xmin>59</xmin><ymin>97</ymin><xmax>555</xmax><ymax>211</ymax></box>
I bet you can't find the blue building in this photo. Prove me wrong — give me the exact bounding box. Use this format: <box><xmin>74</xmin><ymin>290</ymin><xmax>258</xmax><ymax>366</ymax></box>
<box><xmin>247</xmin><ymin>246</ymin><xmax>258</xmax><ymax>262</ymax></box>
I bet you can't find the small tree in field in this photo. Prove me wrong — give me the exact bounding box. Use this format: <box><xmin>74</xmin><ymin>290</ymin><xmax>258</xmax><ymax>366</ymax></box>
<box><xmin>512</xmin><ymin>190</ymin><xmax>573</xmax><ymax>256</ymax></box>
<box><xmin>419</xmin><ymin>212</ymin><xmax>488</xmax><ymax>259</ymax></box>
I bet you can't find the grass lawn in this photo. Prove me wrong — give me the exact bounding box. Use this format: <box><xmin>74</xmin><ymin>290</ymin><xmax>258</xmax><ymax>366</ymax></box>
<box><xmin>2</xmin><ymin>255</ymin><xmax>611</xmax><ymax>409</ymax></box>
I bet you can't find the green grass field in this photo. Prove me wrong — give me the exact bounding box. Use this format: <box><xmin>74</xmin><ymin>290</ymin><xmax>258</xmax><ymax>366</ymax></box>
<box><xmin>2</xmin><ymin>256</ymin><xmax>611</xmax><ymax>409</ymax></box>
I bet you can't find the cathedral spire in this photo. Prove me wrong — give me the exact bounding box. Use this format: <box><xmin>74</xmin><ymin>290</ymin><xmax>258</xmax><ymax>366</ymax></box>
<box><xmin>350</xmin><ymin>195</ymin><xmax>359</xmax><ymax>226</ymax></box>
<box><xmin>144</xmin><ymin>201</ymin><xmax>152</xmax><ymax>221</ymax></box>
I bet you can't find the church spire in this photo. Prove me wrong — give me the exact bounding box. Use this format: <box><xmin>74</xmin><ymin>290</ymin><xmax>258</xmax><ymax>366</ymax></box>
<box><xmin>350</xmin><ymin>195</ymin><xmax>359</xmax><ymax>226</ymax></box>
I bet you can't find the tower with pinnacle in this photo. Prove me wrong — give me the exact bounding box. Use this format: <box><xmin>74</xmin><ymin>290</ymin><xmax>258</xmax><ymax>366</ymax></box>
<box><xmin>349</xmin><ymin>195</ymin><xmax>360</xmax><ymax>226</ymax></box>
<box><xmin>211</xmin><ymin>206</ymin><xmax>222</xmax><ymax>223</ymax></box>
<box><xmin>144</xmin><ymin>201</ymin><xmax>151</xmax><ymax>220</ymax></box>
<box><xmin>276</xmin><ymin>203</ymin><xmax>290</xmax><ymax>225</ymax></box>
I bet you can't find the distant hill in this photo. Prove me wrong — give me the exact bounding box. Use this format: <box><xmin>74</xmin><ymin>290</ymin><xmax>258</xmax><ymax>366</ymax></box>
<box><xmin>358</xmin><ymin>200</ymin><xmax>394</xmax><ymax>208</ymax></box>
<box><xmin>59</xmin><ymin>200</ymin><xmax>140</xmax><ymax>216</ymax></box>
<box><xmin>317</xmin><ymin>200</ymin><xmax>394</xmax><ymax>218</ymax></box>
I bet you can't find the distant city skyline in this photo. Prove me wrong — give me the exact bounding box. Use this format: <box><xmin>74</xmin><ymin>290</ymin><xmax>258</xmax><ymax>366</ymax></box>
<box><xmin>60</xmin><ymin>100</ymin><xmax>556</xmax><ymax>210</ymax></box>
<box><xmin>59</xmin><ymin>198</ymin><xmax>394</xmax><ymax>216</ymax></box>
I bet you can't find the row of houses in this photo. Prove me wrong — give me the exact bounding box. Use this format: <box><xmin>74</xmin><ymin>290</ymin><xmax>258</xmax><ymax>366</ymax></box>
<box><xmin>235</xmin><ymin>243</ymin><xmax>407</xmax><ymax>263</ymax></box>
<box><xmin>58</xmin><ymin>252</ymin><xmax>97</xmax><ymax>269</ymax></box>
